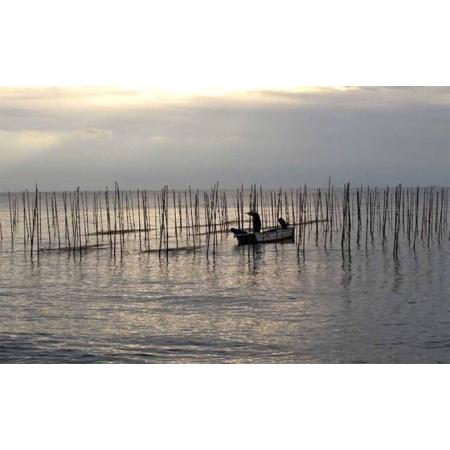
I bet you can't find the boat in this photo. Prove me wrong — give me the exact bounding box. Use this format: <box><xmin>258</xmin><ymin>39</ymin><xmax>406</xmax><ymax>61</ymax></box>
<box><xmin>230</xmin><ymin>226</ymin><xmax>295</xmax><ymax>245</ymax></box>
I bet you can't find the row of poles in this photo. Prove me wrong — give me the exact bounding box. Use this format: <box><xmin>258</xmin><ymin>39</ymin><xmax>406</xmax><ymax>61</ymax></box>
<box><xmin>341</xmin><ymin>184</ymin><xmax>449</xmax><ymax>258</ymax></box>
<box><xmin>0</xmin><ymin>183</ymin><xmax>448</xmax><ymax>260</ymax></box>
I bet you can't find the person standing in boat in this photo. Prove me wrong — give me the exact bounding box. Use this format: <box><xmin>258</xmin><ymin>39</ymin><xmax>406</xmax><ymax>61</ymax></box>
<box><xmin>246</xmin><ymin>211</ymin><xmax>261</xmax><ymax>233</ymax></box>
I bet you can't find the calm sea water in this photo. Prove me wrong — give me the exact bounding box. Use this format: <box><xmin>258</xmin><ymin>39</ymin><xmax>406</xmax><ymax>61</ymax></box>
<box><xmin>0</xmin><ymin>192</ymin><xmax>449</xmax><ymax>363</ymax></box>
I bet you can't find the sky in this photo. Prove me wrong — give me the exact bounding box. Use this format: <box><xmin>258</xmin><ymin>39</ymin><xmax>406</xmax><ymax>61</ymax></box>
<box><xmin>0</xmin><ymin>86</ymin><xmax>449</xmax><ymax>190</ymax></box>
<box><xmin>0</xmin><ymin>1</ymin><xmax>449</xmax><ymax>190</ymax></box>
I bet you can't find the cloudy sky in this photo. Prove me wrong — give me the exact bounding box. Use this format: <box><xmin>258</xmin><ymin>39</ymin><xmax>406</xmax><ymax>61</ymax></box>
<box><xmin>0</xmin><ymin>86</ymin><xmax>449</xmax><ymax>190</ymax></box>
<box><xmin>0</xmin><ymin>2</ymin><xmax>449</xmax><ymax>190</ymax></box>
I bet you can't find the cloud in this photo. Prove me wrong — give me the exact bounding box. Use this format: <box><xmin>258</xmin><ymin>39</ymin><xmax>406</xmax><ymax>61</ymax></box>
<box><xmin>0</xmin><ymin>129</ymin><xmax>60</xmax><ymax>162</ymax></box>
<box><xmin>0</xmin><ymin>87</ymin><xmax>449</xmax><ymax>190</ymax></box>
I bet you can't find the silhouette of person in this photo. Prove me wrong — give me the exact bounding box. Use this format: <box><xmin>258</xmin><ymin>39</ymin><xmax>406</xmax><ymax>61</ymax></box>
<box><xmin>247</xmin><ymin>211</ymin><xmax>261</xmax><ymax>233</ymax></box>
<box><xmin>277</xmin><ymin>217</ymin><xmax>289</xmax><ymax>229</ymax></box>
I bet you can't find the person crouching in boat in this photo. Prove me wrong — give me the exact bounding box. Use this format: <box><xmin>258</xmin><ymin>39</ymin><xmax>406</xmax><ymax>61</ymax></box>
<box><xmin>277</xmin><ymin>217</ymin><xmax>289</xmax><ymax>229</ymax></box>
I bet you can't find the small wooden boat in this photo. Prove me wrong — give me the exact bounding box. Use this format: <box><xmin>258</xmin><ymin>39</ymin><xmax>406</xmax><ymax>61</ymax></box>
<box><xmin>230</xmin><ymin>226</ymin><xmax>295</xmax><ymax>245</ymax></box>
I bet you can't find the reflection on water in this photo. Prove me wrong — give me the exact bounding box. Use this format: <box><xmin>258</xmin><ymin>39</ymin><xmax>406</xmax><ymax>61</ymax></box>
<box><xmin>0</xmin><ymin>186</ymin><xmax>449</xmax><ymax>363</ymax></box>
<box><xmin>392</xmin><ymin>258</ymin><xmax>403</xmax><ymax>293</ymax></box>
<box><xmin>341</xmin><ymin>258</ymin><xmax>352</xmax><ymax>292</ymax></box>
<box><xmin>1</xmin><ymin>229</ymin><xmax>448</xmax><ymax>363</ymax></box>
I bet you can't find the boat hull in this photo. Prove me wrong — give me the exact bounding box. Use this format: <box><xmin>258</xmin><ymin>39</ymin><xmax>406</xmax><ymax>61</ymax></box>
<box><xmin>234</xmin><ymin>227</ymin><xmax>294</xmax><ymax>245</ymax></box>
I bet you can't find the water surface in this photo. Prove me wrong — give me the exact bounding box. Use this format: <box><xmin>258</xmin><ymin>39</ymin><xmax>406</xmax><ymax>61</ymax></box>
<box><xmin>0</xmin><ymin>192</ymin><xmax>449</xmax><ymax>363</ymax></box>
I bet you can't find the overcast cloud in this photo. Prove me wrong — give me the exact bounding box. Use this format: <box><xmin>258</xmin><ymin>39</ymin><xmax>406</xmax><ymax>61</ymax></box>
<box><xmin>0</xmin><ymin>86</ymin><xmax>449</xmax><ymax>190</ymax></box>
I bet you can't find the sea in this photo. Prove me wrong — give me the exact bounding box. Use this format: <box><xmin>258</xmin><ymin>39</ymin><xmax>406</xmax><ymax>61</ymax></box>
<box><xmin>0</xmin><ymin>190</ymin><xmax>449</xmax><ymax>363</ymax></box>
